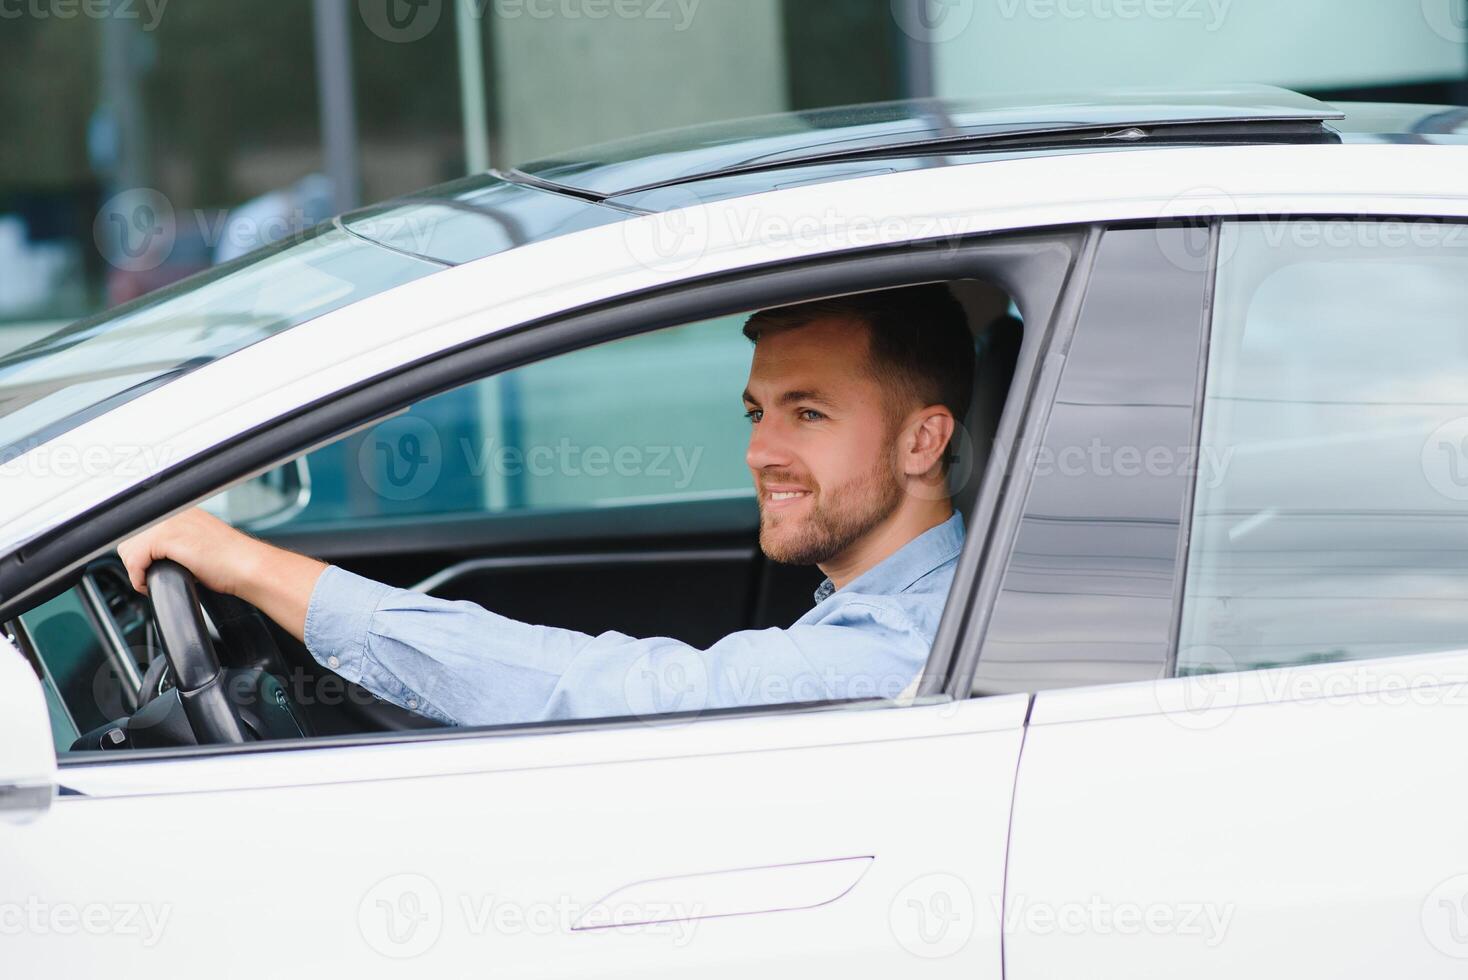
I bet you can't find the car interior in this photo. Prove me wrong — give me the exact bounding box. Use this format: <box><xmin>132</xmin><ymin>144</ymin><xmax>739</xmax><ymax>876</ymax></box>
<box><xmin>6</xmin><ymin>277</ymin><xmax>1023</xmax><ymax>755</ymax></box>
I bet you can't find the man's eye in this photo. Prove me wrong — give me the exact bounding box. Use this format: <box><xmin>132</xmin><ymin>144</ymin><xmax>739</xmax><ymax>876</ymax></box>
<box><xmin>744</xmin><ymin>409</ymin><xmax>762</xmax><ymax>423</ymax></box>
<box><xmin>799</xmin><ymin>409</ymin><xmax>825</xmax><ymax>422</ymax></box>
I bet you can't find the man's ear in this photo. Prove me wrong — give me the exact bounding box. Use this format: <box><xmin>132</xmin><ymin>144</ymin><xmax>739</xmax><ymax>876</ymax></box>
<box><xmin>899</xmin><ymin>407</ymin><xmax>956</xmax><ymax>478</ymax></box>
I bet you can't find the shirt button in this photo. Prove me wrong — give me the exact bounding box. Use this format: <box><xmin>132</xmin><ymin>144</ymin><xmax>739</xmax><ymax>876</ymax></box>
<box><xmin>407</xmin><ymin>699</ymin><xmax>419</xmax><ymax>710</ymax></box>
<box><xmin>327</xmin><ymin>656</ymin><xmax>340</xmax><ymax>669</ymax></box>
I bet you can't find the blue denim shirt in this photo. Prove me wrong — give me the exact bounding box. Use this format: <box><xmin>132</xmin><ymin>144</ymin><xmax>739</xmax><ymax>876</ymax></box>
<box><xmin>304</xmin><ymin>512</ymin><xmax>964</xmax><ymax>726</ymax></box>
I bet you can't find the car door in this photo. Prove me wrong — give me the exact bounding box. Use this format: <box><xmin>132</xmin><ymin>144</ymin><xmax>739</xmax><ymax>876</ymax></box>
<box><xmin>3</xmin><ymin>683</ymin><xmax>1027</xmax><ymax>978</ymax></box>
<box><xmin>995</xmin><ymin>216</ymin><xmax>1468</xmax><ymax>976</ymax></box>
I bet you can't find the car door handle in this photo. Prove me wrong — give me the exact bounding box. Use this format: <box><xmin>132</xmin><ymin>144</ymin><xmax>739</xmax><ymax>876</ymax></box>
<box><xmin>571</xmin><ymin>856</ymin><xmax>874</xmax><ymax>930</ymax></box>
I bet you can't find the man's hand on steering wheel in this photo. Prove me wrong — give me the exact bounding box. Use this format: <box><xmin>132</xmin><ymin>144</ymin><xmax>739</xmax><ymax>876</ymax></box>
<box><xmin>118</xmin><ymin>507</ymin><xmax>258</xmax><ymax>598</ymax></box>
<box><xmin>118</xmin><ymin>508</ymin><xmax>328</xmax><ymax>745</ymax></box>
<box><xmin>119</xmin><ymin>507</ymin><xmax>328</xmax><ymax>644</ymax></box>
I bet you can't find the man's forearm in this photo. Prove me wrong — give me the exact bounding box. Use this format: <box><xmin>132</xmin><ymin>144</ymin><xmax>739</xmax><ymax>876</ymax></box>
<box><xmin>233</xmin><ymin>539</ymin><xmax>329</xmax><ymax>643</ymax></box>
<box><xmin>118</xmin><ymin>508</ymin><xmax>329</xmax><ymax>641</ymax></box>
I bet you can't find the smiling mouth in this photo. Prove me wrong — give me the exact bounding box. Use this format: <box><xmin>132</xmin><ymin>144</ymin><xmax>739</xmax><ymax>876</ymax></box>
<box><xmin>762</xmin><ymin>489</ymin><xmax>813</xmax><ymax>511</ymax></box>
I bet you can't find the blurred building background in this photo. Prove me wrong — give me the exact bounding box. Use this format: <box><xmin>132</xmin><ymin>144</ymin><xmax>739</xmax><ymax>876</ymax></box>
<box><xmin>2</xmin><ymin>0</ymin><xmax>1465</xmax><ymax>348</ymax></box>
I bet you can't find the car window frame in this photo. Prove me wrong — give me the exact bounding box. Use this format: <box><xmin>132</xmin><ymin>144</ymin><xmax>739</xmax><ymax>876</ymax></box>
<box><xmin>21</xmin><ymin>225</ymin><xmax>1088</xmax><ymax>765</ymax></box>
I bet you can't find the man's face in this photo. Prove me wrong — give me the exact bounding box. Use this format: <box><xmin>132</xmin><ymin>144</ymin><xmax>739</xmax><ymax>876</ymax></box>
<box><xmin>742</xmin><ymin>316</ymin><xmax>906</xmax><ymax>566</ymax></box>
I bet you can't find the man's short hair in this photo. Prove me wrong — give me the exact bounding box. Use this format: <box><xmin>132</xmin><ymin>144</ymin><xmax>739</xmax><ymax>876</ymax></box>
<box><xmin>741</xmin><ymin>284</ymin><xmax>976</xmax><ymax>425</ymax></box>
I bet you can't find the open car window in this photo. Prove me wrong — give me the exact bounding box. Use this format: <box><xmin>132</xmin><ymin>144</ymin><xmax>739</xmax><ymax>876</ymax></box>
<box><xmin>31</xmin><ymin>275</ymin><xmax>1026</xmax><ymax>753</ymax></box>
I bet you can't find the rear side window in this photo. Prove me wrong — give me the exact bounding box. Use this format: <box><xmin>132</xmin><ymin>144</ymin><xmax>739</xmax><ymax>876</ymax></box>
<box><xmin>1177</xmin><ymin>219</ymin><xmax>1468</xmax><ymax>674</ymax></box>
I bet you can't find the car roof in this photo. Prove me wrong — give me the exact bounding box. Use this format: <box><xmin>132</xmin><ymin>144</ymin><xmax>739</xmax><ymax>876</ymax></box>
<box><xmin>515</xmin><ymin>84</ymin><xmax>1349</xmax><ymax>199</ymax></box>
<box><xmin>341</xmin><ymin>85</ymin><xmax>1467</xmax><ymax>267</ymax></box>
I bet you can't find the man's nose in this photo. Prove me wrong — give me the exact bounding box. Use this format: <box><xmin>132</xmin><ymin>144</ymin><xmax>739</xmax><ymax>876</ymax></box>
<box><xmin>746</xmin><ymin>415</ymin><xmax>794</xmax><ymax>471</ymax></box>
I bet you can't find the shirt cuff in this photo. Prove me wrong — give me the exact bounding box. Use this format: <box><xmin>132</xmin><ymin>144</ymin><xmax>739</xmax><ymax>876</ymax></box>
<box><xmin>303</xmin><ymin>565</ymin><xmax>397</xmax><ymax>684</ymax></box>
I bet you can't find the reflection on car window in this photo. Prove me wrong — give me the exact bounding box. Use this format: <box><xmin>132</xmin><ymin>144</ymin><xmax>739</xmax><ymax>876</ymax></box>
<box><xmin>0</xmin><ymin>226</ymin><xmax>437</xmax><ymax>460</ymax></box>
<box><xmin>341</xmin><ymin>173</ymin><xmax>624</xmax><ymax>265</ymax></box>
<box><xmin>1178</xmin><ymin>219</ymin><xmax>1468</xmax><ymax>674</ymax></box>
<box><xmin>277</xmin><ymin>315</ymin><xmax>756</xmax><ymax>527</ymax></box>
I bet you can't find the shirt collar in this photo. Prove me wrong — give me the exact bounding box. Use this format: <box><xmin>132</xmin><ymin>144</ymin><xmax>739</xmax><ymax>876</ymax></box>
<box><xmin>811</xmin><ymin>511</ymin><xmax>966</xmax><ymax>604</ymax></box>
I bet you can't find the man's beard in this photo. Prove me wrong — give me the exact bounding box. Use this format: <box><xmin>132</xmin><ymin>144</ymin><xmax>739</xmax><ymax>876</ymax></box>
<box><xmin>758</xmin><ymin>450</ymin><xmax>905</xmax><ymax>567</ymax></box>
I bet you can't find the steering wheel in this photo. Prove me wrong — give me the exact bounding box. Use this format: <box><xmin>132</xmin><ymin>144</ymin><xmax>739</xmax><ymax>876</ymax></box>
<box><xmin>145</xmin><ymin>559</ymin><xmax>305</xmax><ymax>744</ymax></box>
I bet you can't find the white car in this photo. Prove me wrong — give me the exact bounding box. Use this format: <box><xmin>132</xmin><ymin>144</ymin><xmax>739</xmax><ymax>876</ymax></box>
<box><xmin>4</xmin><ymin>84</ymin><xmax>1468</xmax><ymax>976</ymax></box>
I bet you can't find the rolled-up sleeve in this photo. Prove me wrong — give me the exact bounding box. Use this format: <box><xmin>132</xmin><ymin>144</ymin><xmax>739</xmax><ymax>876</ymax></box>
<box><xmin>304</xmin><ymin>566</ymin><xmax>392</xmax><ymax>679</ymax></box>
<box><xmin>302</xmin><ymin>566</ymin><xmax>931</xmax><ymax>728</ymax></box>
<box><xmin>304</xmin><ymin>566</ymin><xmax>456</xmax><ymax>724</ymax></box>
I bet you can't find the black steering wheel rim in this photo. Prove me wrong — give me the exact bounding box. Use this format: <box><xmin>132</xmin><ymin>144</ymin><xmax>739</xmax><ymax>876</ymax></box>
<box><xmin>145</xmin><ymin>559</ymin><xmax>252</xmax><ymax>744</ymax></box>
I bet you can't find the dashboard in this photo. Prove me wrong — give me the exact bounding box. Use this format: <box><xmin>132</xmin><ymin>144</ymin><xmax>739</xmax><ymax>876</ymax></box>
<box><xmin>6</xmin><ymin>556</ymin><xmax>435</xmax><ymax>754</ymax></box>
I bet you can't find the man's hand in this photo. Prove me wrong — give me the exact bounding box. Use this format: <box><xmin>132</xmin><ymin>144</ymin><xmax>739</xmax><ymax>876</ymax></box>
<box><xmin>118</xmin><ymin>507</ymin><xmax>328</xmax><ymax>643</ymax></box>
<box><xmin>117</xmin><ymin>507</ymin><xmax>262</xmax><ymax>597</ymax></box>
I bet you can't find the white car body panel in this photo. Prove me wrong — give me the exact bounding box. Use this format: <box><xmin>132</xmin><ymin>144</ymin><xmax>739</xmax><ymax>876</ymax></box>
<box><xmin>1007</xmin><ymin>649</ymin><xmax>1468</xmax><ymax>976</ymax></box>
<box><xmin>3</xmin><ymin>143</ymin><xmax>1468</xmax><ymax>556</ymax></box>
<box><xmin>0</xmin><ymin>636</ymin><xmax>57</xmax><ymax>823</ymax></box>
<box><xmin>5</xmin><ymin>697</ymin><xmax>1027</xmax><ymax>977</ymax></box>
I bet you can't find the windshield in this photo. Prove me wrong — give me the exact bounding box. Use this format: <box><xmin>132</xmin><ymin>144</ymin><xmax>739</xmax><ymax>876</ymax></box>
<box><xmin>0</xmin><ymin>225</ymin><xmax>439</xmax><ymax>460</ymax></box>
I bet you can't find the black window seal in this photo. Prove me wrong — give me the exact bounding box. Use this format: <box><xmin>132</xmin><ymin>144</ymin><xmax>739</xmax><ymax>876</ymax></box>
<box><xmin>0</xmin><ymin>227</ymin><xmax>1083</xmax><ymax>765</ymax></box>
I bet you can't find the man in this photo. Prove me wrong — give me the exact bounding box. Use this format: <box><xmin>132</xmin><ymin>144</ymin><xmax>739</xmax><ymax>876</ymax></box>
<box><xmin>119</xmin><ymin>284</ymin><xmax>976</xmax><ymax>726</ymax></box>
